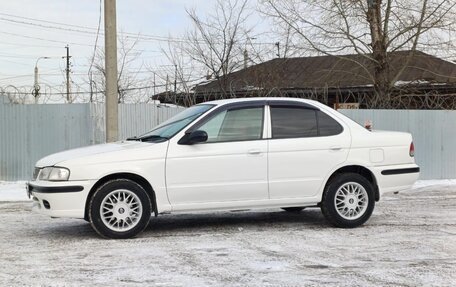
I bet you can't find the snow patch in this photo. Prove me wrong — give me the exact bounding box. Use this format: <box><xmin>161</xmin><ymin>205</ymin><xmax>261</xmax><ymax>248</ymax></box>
<box><xmin>0</xmin><ymin>181</ymin><xmax>30</xmax><ymax>201</ymax></box>
<box><xmin>411</xmin><ymin>179</ymin><xmax>456</xmax><ymax>189</ymax></box>
<box><xmin>394</xmin><ymin>80</ymin><xmax>449</xmax><ymax>86</ymax></box>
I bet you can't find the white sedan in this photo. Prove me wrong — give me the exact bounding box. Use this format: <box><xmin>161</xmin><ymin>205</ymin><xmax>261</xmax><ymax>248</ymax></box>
<box><xmin>27</xmin><ymin>98</ymin><xmax>419</xmax><ymax>239</ymax></box>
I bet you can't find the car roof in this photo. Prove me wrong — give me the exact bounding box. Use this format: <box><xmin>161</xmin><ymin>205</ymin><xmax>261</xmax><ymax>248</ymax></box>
<box><xmin>200</xmin><ymin>97</ymin><xmax>319</xmax><ymax>107</ymax></box>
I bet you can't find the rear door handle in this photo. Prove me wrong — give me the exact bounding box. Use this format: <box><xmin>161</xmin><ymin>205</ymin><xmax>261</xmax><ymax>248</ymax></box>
<box><xmin>248</xmin><ymin>149</ymin><xmax>261</xmax><ymax>155</ymax></box>
<box><xmin>330</xmin><ymin>146</ymin><xmax>342</xmax><ymax>151</ymax></box>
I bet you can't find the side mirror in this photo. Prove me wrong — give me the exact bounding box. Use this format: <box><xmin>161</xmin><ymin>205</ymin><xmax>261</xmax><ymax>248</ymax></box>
<box><xmin>178</xmin><ymin>130</ymin><xmax>208</xmax><ymax>145</ymax></box>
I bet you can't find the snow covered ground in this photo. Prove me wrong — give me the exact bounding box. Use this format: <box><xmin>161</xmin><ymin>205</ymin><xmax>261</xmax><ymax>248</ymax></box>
<box><xmin>0</xmin><ymin>180</ymin><xmax>455</xmax><ymax>286</ymax></box>
<box><xmin>0</xmin><ymin>181</ymin><xmax>29</xmax><ymax>201</ymax></box>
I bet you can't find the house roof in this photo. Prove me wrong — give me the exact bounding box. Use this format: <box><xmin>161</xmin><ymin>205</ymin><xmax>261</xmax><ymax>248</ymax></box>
<box><xmin>193</xmin><ymin>51</ymin><xmax>456</xmax><ymax>93</ymax></box>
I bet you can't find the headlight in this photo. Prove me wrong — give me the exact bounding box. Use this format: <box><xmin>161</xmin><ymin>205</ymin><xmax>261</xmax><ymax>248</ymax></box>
<box><xmin>38</xmin><ymin>167</ymin><xmax>52</xmax><ymax>180</ymax></box>
<box><xmin>38</xmin><ymin>167</ymin><xmax>70</xmax><ymax>181</ymax></box>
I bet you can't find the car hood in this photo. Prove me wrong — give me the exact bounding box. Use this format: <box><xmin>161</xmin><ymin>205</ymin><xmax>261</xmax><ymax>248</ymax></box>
<box><xmin>36</xmin><ymin>141</ymin><xmax>156</xmax><ymax>167</ymax></box>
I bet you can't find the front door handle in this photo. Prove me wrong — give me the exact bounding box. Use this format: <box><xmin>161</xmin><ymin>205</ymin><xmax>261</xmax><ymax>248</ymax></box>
<box><xmin>248</xmin><ymin>149</ymin><xmax>261</xmax><ymax>155</ymax></box>
<box><xmin>330</xmin><ymin>146</ymin><xmax>343</xmax><ymax>151</ymax></box>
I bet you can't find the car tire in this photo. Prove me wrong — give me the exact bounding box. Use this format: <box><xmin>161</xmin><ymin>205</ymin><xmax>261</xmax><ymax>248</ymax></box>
<box><xmin>89</xmin><ymin>179</ymin><xmax>152</xmax><ymax>239</ymax></box>
<box><xmin>321</xmin><ymin>173</ymin><xmax>375</xmax><ymax>228</ymax></box>
<box><xmin>281</xmin><ymin>207</ymin><xmax>305</xmax><ymax>212</ymax></box>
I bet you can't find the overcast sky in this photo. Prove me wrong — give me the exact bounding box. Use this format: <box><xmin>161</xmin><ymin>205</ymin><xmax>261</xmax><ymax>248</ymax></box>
<box><xmin>0</xmin><ymin>0</ymin><xmax>268</xmax><ymax>101</ymax></box>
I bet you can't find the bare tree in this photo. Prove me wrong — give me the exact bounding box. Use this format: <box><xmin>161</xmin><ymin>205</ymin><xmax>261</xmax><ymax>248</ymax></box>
<box><xmin>266</xmin><ymin>17</ymin><xmax>311</xmax><ymax>59</ymax></box>
<box><xmin>155</xmin><ymin>41</ymin><xmax>199</xmax><ymax>105</ymax></box>
<box><xmin>90</xmin><ymin>35</ymin><xmax>145</xmax><ymax>103</ymax></box>
<box><xmin>262</xmin><ymin>0</ymin><xmax>456</xmax><ymax>108</ymax></box>
<box><xmin>183</xmin><ymin>0</ymin><xmax>252</xmax><ymax>96</ymax></box>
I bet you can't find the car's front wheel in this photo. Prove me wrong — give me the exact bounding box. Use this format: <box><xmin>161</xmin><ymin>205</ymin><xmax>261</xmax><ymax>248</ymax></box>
<box><xmin>321</xmin><ymin>173</ymin><xmax>375</xmax><ymax>228</ymax></box>
<box><xmin>89</xmin><ymin>179</ymin><xmax>152</xmax><ymax>239</ymax></box>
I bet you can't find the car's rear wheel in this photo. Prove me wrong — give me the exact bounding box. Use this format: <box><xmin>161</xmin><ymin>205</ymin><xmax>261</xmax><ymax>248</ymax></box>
<box><xmin>281</xmin><ymin>207</ymin><xmax>305</xmax><ymax>212</ymax></box>
<box><xmin>321</xmin><ymin>173</ymin><xmax>375</xmax><ymax>228</ymax></box>
<box><xmin>89</xmin><ymin>179</ymin><xmax>152</xmax><ymax>239</ymax></box>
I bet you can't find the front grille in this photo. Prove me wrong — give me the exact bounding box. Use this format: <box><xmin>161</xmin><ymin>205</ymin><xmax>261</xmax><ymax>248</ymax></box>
<box><xmin>32</xmin><ymin>167</ymin><xmax>41</xmax><ymax>180</ymax></box>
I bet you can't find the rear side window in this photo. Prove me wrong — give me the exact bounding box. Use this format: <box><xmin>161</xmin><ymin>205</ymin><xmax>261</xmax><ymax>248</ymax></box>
<box><xmin>270</xmin><ymin>106</ymin><xmax>342</xmax><ymax>139</ymax></box>
<box><xmin>270</xmin><ymin>107</ymin><xmax>317</xmax><ymax>138</ymax></box>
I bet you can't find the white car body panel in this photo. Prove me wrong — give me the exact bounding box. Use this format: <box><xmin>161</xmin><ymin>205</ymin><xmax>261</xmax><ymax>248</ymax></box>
<box><xmin>36</xmin><ymin>141</ymin><xmax>144</xmax><ymax>167</ymax></box>
<box><xmin>28</xmin><ymin>97</ymin><xmax>419</xmax><ymax>219</ymax></box>
<box><xmin>33</xmin><ymin>141</ymin><xmax>173</xmax><ymax>214</ymax></box>
<box><xmin>30</xmin><ymin>180</ymin><xmax>94</xmax><ymax>218</ymax></box>
<box><xmin>166</xmin><ymin>139</ymin><xmax>269</xmax><ymax>206</ymax></box>
<box><xmin>267</xmin><ymin>129</ymin><xmax>351</xmax><ymax>199</ymax></box>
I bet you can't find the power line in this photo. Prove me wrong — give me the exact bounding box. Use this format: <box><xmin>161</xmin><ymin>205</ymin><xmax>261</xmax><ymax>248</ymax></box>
<box><xmin>0</xmin><ymin>15</ymin><xmax>190</xmax><ymax>43</ymax></box>
<box><xmin>0</xmin><ymin>12</ymin><xmax>103</xmax><ymax>32</ymax></box>
<box><xmin>0</xmin><ymin>74</ymin><xmax>35</xmax><ymax>81</ymax></box>
<box><xmin>0</xmin><ymin>53</ymin><xmax>65</xmax><ymax>60</ymax></box>
<box><xmin>0</xmin><ymin>12</ymin><xmax>277</xmax><ymax>45</ymax></box>
<box><xmin>0</xmin><ymin>17</ymin><xmax>98</xmax><ymax>38</ymax></box>
<box><xmin>0</xmin><ymin>13</ymin><xmax>192</xmax><ymax>43</ymax></box>
<box><xmin>0</xmin><ymin>12</ymin><xmax>194</xmax><ymax>43</ymax></box>
<box><xmin>0</xmin><ymin>30</ymin><xmax>95</xmax><ymax>47</ymax></box>
<box><xmin>0</xmin><ymin>30</ymin><xmax>165</xmax><ymax>54</ymax></box>
<box><xmin>0</xmin><ymin>73</ymin><xmax>77</xmax><ymax>81</ymax></box>
<box><xmin>0</xmin><ymin>41</ymin><xmax>63</xmax><ymax>49</ymax></box>
<box><xmin>0</xmin><ymin>39</ymin><xmax>160</xmax><ymax>53</ymax></box>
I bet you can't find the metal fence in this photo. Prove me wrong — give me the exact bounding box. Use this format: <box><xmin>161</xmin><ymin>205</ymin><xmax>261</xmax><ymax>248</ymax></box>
<box><xmin>0</xmin><ymin>104</ymin><xmax>454</xmax><ymax>180</ymax></box>
<box><xmin>340</xmin><ymin>109</ymin><xmax>456</xmax><ymax>180</ymax></box>
<box><xmin>0</xmin><ymin>103</ymin><xmax>184</xmax><ymax>181</ymax></box>
<box><xmin>88</xmin><ymin>104</ymin><xmax>186</xmax><ymax>144</ymax></box>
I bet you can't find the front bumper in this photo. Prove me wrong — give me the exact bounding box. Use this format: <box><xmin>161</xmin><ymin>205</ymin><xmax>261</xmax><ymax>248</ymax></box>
<box><xmin>27</xmin><ymin>180</ymin><xmax>95</xmax><ymax>219</ymax></box>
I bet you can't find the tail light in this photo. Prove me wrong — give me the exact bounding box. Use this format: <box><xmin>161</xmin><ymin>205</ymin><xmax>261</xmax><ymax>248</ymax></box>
<box><xmin>409</xmin><ymin>142</ymin><xmax>415</xmax><ymax>157</ymax></box>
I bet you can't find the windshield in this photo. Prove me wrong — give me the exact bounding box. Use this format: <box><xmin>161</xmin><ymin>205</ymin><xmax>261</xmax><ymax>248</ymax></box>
<box><xmin>130</xmin><ymin>104</ymin><xmax>214</xmax><ymax>142</ymax></box>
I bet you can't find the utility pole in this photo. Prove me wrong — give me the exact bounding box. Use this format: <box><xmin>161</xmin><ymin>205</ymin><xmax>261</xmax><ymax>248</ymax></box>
<box><xmin>173</xmin><ymin>65</ymin><xmax>177</xmax><ymax>94</ymax></box>
<box><xmin>275</xmin><ymin>42</ymin><xmax>280</xmax><ymax>58</ymax></box>
<box><xmin>244</xmin><ymin>37</ymin><xmax>255</xmax><ymax>69</ymax></box>
<box><xmin>33</xmin><ymin>56</ymin><xmax>50</xmax><ymax>104</ymax></box>
<box><xmin>243</xmin><ymin>48</ymin><xmax>248</xmax><ymax>69</ymax></box>
<box><xmin>153</xmin><ymin>72</ymin><xmax>156</xmax><ymax>96</ymax></box>
<box><xmin>104</xmin><ymin>0</ymin><xmax>118</xmax><ymax>142</ymax></box>
<box><xmin>33</xmin><ymin>66</ymin><xmax>39</xmax><ymax>102</ymax></box>
<box><xmin>89</xmin><ymin>71</ymin><xmax>94</xmax><ymax>102</ymax></box>
<box><xmin>64</xmin><ymin>45</ymin><xmax>71</xmax><ymax>103</ymax></box>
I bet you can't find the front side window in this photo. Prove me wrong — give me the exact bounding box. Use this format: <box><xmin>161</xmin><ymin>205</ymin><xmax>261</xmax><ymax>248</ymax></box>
<box><xmin>270</xmin><ymin>106</ymin><xmax>343</xmax><ymax>139</ymax></box>
<box><xmin>198</xmin><ymin>107</ymin><xmax>264</xmax><ymax>142</ymax></box>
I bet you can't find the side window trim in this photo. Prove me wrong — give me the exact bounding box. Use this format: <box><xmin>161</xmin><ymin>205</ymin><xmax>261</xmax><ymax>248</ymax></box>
<box><xmin>263</xmin><ymin>105</ymin><xmax>271</xmax><ymax>139</ymax></box>
<box><xmin>267</xmin><ymin>100</ymin><xmax>319</xmax><ymax>110</ymax></box>
<box><xmin>185</xmin><ymin>101</ymin><xmax>266</xmax><ymax>134</ymax></box>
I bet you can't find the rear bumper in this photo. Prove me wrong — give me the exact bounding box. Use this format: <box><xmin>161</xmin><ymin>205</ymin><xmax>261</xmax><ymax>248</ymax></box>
<box><xmin>372</xmin><ymin>163</ymin><xmax>420</xmax><ymax>197</ymax></box>
<box><xmin>27</xmin><ymin>180</ymin><xmax>95</xmax><ymax>219</ymax></box>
